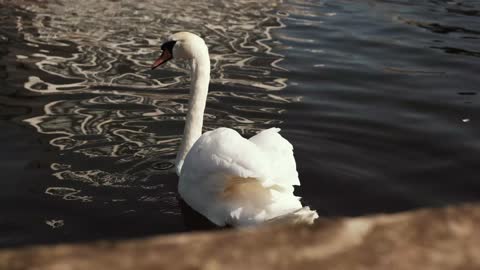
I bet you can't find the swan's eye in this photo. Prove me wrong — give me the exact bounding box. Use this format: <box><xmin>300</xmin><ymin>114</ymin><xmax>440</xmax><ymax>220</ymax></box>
<box><xmin>161</xmin><ymin>40</ymin><xmax>177</xmax><ymax>53</ymax></box>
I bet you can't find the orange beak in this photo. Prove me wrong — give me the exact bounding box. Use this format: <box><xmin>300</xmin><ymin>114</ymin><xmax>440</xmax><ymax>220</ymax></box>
<box><xmin>151</xmin><ymin>50</ymin><xmax>172</xmax><ymax>70</ymax></box>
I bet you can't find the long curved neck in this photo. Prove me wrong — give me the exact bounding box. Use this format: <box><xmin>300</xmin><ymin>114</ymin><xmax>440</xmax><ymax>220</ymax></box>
<box><xmin>175</xmin><ymin>49</ymin><xmax>210</xmax><ymax>175</ymax></box>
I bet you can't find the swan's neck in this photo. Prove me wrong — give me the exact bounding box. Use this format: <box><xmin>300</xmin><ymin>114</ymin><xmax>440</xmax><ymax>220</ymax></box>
<box><xmin>175</xmin><ymin>51</ymin><xmax>210</xmax><ymax>175</ymax></box>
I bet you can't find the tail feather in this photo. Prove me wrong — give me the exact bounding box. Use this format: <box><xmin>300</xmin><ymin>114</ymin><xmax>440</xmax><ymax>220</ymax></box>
<box><xmin>267</xmin><ymin>206</ymin><xmax>319</xmax><ymax>225</ymax></box>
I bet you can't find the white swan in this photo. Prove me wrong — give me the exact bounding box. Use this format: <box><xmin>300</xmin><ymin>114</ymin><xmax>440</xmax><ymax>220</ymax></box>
<box><xmin>152</xmin><ymin>32</ymin><xmax>318</xmax><ymax>226</ymax></box>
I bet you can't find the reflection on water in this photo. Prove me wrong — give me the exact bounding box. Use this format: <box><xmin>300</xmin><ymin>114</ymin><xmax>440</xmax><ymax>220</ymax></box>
<box><xmin>1</xmin><ymin>0</ymin><xmax>479</xmax><ymax>247</ymax></box>
<box><xmin>14</xmin><ymin>0</ymin><xmax>296</xmax><ymax>211</ymax></box>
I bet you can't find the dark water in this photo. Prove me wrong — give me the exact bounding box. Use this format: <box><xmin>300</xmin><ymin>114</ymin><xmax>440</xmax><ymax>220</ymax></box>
<box><xmin>0</xmin><ymin>0</ymin><xmax>479</xmax><ymax>247</ymax></box>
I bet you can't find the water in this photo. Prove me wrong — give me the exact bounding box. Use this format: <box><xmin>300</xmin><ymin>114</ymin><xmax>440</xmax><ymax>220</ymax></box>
<box><xmin>0</xmin><ymin>0</ymin><xmax>479</xmax><ymax>247</ymax></box>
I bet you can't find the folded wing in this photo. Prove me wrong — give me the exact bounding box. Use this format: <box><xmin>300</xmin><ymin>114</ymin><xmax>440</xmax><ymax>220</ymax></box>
<box><xmin>179</xmin><ymin>127</ymin><xmax>303</xmax><ymax>226</ymax></box>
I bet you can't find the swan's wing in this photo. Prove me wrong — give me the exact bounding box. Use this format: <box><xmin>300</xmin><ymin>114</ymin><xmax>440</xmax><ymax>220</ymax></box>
<box><xmin>180</xmin><ymin>127</ymin><xmax>273</xmax><ymax>185</ymax></box>
<box><xmin>181</xmin><ymin>127</ymin><xmax>299</xmax><ymax>187</ymax></box>
<box><xmin>249</xmin><ymin>128</ymin><xmax>300</xmax><ymax>186</ymax></box>
<box><xmin>179</xmin><ymin>127</ymin><xmax>303</xmax><ymax>226</ymax></box>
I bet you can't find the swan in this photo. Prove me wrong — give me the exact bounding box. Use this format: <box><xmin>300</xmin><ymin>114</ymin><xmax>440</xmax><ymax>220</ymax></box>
<box><xmin>151</xmin><ymin>32</ymin><xmax>318</xmax><ymax>226</ymax></box>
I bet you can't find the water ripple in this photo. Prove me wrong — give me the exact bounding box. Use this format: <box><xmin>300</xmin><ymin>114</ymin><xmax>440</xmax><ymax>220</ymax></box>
<box><xmin>13</xmin><ymin>0</ymin><xmax>297</xmax><ymax>205</ymax></box>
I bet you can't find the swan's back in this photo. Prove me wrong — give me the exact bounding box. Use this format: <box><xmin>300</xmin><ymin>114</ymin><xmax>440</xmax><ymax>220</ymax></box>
<box><xmin>179</xmin><ymin>127</ymin><xmax>317</xmax><ymax>226</ymax></box>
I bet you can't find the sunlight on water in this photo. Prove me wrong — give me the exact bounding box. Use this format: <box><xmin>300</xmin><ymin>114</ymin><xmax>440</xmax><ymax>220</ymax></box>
<box><xmin>1</xmin><ymin>0</ymin><xmax>478</xmax><ymax>246</ymax></box>
<box><xmin>14</xmin><ymin>0</ymin><xmax>299</xmax><ymax>206</ymax></box>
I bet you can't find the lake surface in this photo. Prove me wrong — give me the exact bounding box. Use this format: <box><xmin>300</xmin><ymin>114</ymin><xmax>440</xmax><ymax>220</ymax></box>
<box><xmin>0</xmin><ymin>0</ymin><xmax>479</xmax><ymax>247</ymax></box>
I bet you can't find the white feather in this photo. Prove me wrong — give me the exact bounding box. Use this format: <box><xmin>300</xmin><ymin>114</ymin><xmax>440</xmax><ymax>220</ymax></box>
<box><xmin>179</xmin><ymin>128</ymin><xmax>312</xmax><ymax>226</ymax></box>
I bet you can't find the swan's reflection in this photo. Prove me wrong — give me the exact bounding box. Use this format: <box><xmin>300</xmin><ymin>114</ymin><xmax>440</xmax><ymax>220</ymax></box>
<box><xmin>17</xmin><ymin>0</ymin><xmax>300</xmax><ymax>220</ymax></box>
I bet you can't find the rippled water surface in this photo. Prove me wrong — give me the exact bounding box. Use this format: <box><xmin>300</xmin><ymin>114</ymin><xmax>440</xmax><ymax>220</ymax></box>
<box><xmin>0</xmin><ymin>0</ymin><xmax>479</xmax><ymax>247</ymax></box>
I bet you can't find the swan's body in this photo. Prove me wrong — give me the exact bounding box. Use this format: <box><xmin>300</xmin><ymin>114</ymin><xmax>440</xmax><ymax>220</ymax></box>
<box><xmin>152</xmin><ymin>32</ymin><xmax>318</xmax><ymax>226</ymax></box>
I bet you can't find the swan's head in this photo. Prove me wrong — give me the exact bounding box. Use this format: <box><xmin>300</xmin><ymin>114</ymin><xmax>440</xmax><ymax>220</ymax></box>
<box><xmin>151</xmin><ymin>32</ymin><xmax>208</xmax><ymax>69</ymax></box>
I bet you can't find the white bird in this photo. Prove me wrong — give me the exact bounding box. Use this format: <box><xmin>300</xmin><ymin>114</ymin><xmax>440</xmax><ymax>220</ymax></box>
<box><xmin>151</xmin><ymin>32</ymin><xmax>318</xmax><ymax>227</ymax></box>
